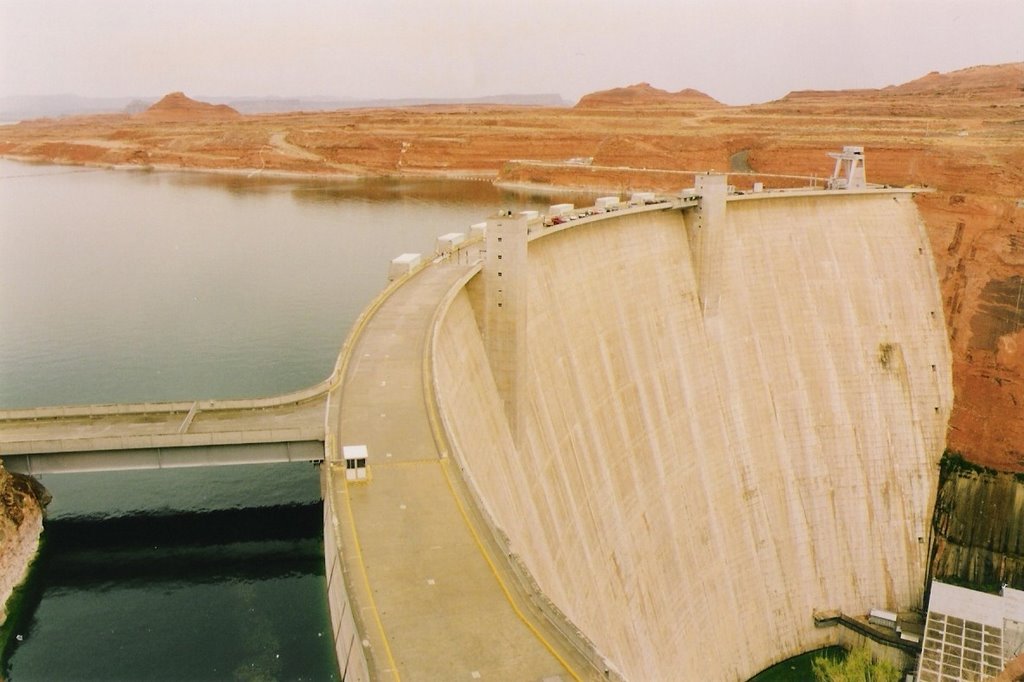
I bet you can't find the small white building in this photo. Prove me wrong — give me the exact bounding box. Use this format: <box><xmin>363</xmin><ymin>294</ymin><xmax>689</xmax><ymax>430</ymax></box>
<box><xmin>435</xmin><ymin>232</ymin><xmax>466</xmax><ymax>255</ymax></box>
<box><xmin>868</xmin><ymin>608</ymin><xmax>898</xmax><ymax>630</ymax></box>
<box><xmin>470</xmin><ymin>222</ymin><xmax>487</xmax><ymax>240</ymax></box>
<box><xmin>342</xmin><ymin>444</ymin><xmax>368</xmax><ymax>482</ymax></box>
<box><xmin>388</xmin><ymin>253</ymin><xmax>421</xmax><ymax>281</ymax></box>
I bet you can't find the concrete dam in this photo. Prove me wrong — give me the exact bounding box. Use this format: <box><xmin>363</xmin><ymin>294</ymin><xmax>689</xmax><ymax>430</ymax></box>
<box><xmin>433</xmin><ymin>178</ymin><xmax>952</xmax><ymax>678</ymax></box>
<box><xmin>1</xmin><ymin>163</ymin><xmax>954</xmax><ymax>679</ymax></box>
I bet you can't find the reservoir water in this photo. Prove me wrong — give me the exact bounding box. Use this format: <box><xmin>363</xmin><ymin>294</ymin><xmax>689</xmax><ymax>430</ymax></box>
<box><xmin>0</xmin><ymin>159</ymin><xmax>595</xmax><ymax>679</ymax></box>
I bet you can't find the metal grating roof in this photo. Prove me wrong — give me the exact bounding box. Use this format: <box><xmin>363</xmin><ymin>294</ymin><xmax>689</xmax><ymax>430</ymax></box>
<box><xmin>917</xmin><ymin>582</ymin><xmax>1024</xmax><ymax>681</ymax></box>
<box><xmin>917</xmin><ymin>611</ymin><xmax>1004</xmax><ymax>681</ymax></box>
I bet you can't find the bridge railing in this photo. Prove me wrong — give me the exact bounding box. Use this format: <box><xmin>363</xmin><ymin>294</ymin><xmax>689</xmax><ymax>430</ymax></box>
<box><xmin>0</xmin><ymin>341</ymin><xmax>348</xmax><ymax>425</ymax></box>
<box><xmin>0</xmin><ymin>379</ymin><xmax>335</xmax><ymax>422</ymax></box>
<box><xmin>316</xmin><ymin>231</ymin><xmax>447</xmax><ymax>682</ymax></box>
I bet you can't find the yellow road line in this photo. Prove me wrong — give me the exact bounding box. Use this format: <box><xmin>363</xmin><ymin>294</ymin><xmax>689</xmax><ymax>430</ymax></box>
<box><xmin>418</xmin><ymin>266</ymin><xmax>582</xmax><ymax>679</ymax></box>
<box><xmin>333</xmin><ymin>260</ymin><xmax>580</xmax><ymax>679</ymax></box>
<box><xmin>321</xmin><ymin>257</ymin><xmax>436</xmax><ymax>680</ymax></box>
<box><xmin>370</xmin><ymin>458</ymin><xmax>438</xmax><ymax>468</ymax></box>
<box><xmin>437</xmin><ymin>458</ymin><xmax>582</xmax><ymax>681</ymax></box>
<box><xmin>341</xmin><ymin>476</ymin><xmax>402</xmax><ymax>681</ymax></box>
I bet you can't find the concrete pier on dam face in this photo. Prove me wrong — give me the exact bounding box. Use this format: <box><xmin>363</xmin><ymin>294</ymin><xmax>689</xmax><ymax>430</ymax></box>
<box><xmin>434</xmin><ymin>191</ymin><xmax>953</xmax><ymax>679</ymax></box>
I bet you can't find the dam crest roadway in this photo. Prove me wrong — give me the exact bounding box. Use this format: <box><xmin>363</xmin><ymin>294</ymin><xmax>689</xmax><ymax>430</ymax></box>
<box><xmin>0</xmin><ymin>155</ymin><xmax>953</xmax><ymax>680</ymax></box>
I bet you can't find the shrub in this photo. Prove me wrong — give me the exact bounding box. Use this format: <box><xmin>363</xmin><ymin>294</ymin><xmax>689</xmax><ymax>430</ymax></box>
<box><xmin>811</xmin><ymin>646</ymin><xmax>900</xmax><ymax>682</ymax></box>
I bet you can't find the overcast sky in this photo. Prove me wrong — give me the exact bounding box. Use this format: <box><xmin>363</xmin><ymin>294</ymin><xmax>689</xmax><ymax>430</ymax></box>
<box><xmin>1</xmin><ymin>0</ymin><xmax>1022</xmax><ymax>105</ymax></box>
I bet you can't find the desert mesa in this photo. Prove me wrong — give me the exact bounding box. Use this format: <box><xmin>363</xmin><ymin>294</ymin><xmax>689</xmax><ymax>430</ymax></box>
<box><xmin>1</xmin><ymin>62</ymin><xmax>1022</xmax><ymax>472</ymax></box>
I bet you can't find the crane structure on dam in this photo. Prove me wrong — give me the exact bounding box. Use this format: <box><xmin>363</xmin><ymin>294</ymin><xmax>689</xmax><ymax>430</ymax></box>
<box><xmin>0</xmin><ymin>149</ymin><xmax>955</xmax><ymax>681</ymax></box>
<box><xmin>827</xmin><ymin>145</ymin><xmax>868</xmax><ymax>190</ymax></box>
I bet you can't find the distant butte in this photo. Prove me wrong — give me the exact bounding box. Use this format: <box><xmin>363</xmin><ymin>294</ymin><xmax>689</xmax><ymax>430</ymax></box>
<box><xmin>135</xmin><ymin>92</ymin><xmax>242</xmax><ymax>122</ymax></box>
<box><xmin>782</xmin><ymin>62</ymin><xmax>1024</xmax><ymax>100</ymax></box>
<box><xmin>574</xmin><ymin>82</ymin><xmax>722</xmax><ymax>108</ymax></box>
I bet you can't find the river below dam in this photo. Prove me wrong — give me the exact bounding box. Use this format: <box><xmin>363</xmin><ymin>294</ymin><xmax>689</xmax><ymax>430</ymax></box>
<box><xmin>0</xmin><ymin>158</ymin><xmax>597</xmax><ymax>680</ymax></box>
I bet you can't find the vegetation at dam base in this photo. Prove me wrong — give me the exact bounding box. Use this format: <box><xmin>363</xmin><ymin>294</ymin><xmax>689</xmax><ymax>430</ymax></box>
<box><xmin>810</xmin><ymin>647</ymin><xmax>901</xmax><ymax>682</ymax></box>
<box><xmin>749</xmin><ymin>646</ymin><xmax>900</xmax><ymax>682</ymax></box>
<box><xmin>930</xmin><ymin>450</ymin><xmax>1024</xmax><ymax>593</ymax></box>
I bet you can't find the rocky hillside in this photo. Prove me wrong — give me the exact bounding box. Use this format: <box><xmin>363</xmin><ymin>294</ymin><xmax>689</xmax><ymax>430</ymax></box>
<box><xmin>884</xmin><ymin>62</ymin><xmax>1024</xmax><ymax>97</ymax></box>
<box><xmin>782</xmin><ymin>62</ymin><xmax>1024</xmax><ymax>101</ymax></box>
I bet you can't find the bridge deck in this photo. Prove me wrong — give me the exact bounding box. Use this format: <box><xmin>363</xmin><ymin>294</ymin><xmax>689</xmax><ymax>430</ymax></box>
<box><xmin>0</xmin><ymin>395</ymin><xmax>327</xmax><ymax>473</ymax></box>
<box><xmin>328</xmin><ymin>259</ymin><xmax>591</xmax><ymax>680</ymax></box>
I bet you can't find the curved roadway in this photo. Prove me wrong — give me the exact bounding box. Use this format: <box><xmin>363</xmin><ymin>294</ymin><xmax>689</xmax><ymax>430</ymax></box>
<box><xmin>326</xmin><ymin>258</ymin><xmax>594</xmax><ymax>681</ymax></box>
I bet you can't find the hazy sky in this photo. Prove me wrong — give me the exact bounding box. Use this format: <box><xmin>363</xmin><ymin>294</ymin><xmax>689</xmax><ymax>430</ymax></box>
<box><xmin>2</xmin><ymin>0</ymin><xmax>1022</xmax><ymax>105</ymax></box>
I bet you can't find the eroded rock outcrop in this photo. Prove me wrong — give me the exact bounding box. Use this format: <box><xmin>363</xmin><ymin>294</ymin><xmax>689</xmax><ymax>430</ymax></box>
<box><xmin>0</xmin><ymin>463</ymin><xmax>49</xmax><ymax>624</ymax></box>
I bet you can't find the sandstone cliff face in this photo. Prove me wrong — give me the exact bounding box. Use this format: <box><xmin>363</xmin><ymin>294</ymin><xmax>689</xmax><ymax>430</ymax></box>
<box><xmin>0</xmin><ymin>464</ymin><xmax>49</xmax><ymax>624</ymax></box>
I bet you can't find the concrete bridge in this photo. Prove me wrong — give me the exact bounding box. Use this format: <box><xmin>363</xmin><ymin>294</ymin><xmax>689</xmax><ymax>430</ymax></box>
<box><xmin>0</xmin><ymin>164</ymin><xmax>953</xmax><ymax>680</ymax></box>
<box><xmin>0</xmin><ymin>384</ymin><xmax>329</xmax><ymax>474</ymax></box>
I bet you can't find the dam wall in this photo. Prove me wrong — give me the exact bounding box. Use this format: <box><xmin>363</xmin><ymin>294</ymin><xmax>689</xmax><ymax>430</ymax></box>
<box><xmin>433</xmin><ymin>191</ymin><xmax>952</xmax><ymax>679</ymax></box>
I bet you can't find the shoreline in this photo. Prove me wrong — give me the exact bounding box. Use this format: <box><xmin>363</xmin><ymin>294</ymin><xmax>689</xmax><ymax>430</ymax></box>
<box><xmin>0</xmin><ymin>154</ymin><xmax>675</xmax><ymax>197</ymax></box>
<box><xmin>492</xmin><ymin>179</ymin><xmax>641</xmax><ymax>196</ymax></box>
<box><xmin>0</xmin><ymin>153</ymin><xmax>501</xmax><ymax>184</ymax></box>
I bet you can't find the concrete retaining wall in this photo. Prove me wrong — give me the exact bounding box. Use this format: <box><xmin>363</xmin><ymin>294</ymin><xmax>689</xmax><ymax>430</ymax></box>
<box><xmin>434</xmin><ymin>193</ymin><xmax>952</xmax><ymax>680</ymax></box>
<box><xmin>322</xmin><ymin>465</ymin><xmax>370</xmax><ymax>682</ymax></box>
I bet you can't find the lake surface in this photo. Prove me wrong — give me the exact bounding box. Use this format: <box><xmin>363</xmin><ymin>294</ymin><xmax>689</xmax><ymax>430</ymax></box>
<box><xmin>0</xmin><ymin>158</ymin><xmax>596</xmax><ymax>680</ymax></box>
